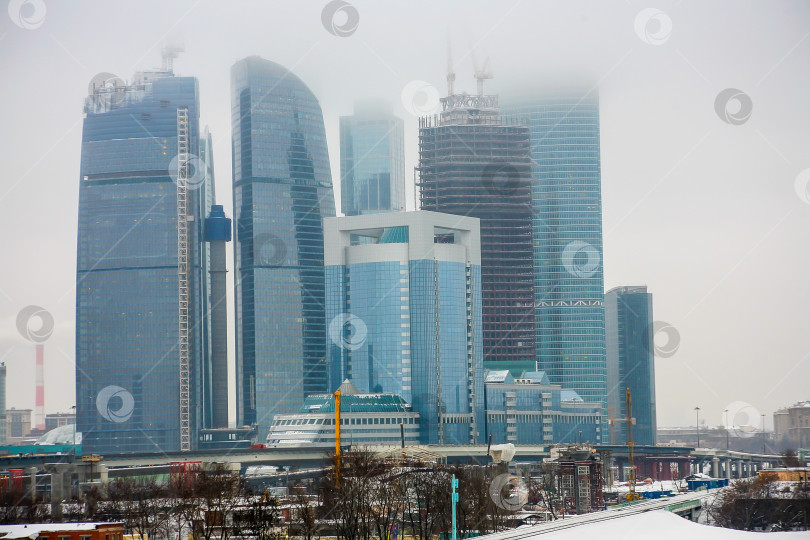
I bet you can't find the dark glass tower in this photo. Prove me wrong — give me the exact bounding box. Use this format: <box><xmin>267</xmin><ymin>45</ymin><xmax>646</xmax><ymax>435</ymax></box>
<box><xmin>76</xmin><ymin>68</ymin><xmax>213</xmax><ymax>453</ymax></box>
<box><xmin>605</xmin><ymin>286</ymin><xmax>657</xmax><ymax>446</ymax></box>
<box><xmin>231</xmin><ymin>56</ymin><xmax>335</xmax><ymax>440</ymax></box>
<box><xmin>340</xmin><ymin>99</ymin><xmax>405</xmax><ymax>215</ymax></box>
<box><xmin>417</xmin><ymin>92</ymin><xmax>535</xmax><ymax>367</ymax></box>
<box><xmin>503</xmin><ymin>90</ymin><xmax>606</xmax><ymax>421</ymax></box>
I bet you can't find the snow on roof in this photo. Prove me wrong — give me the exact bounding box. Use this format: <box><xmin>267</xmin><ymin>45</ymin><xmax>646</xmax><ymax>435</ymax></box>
<box><xmin>485</xmin><ymin>370</ymin><xmax>513</xmax><ymax>383</ymax></box>
<box><xmin>509</xmin><ymin>510</ymin><xmax>802</xmax><ymax>540</ymax></box>
<box><xmin>0</xmin><ymin>523</ymin><xmax>120</xmax><ymax>539</ymax></box>
<box><xmin>35</xmin><ymin>423</ymin><xmax>81</xmax><ymax>445</ymax></box>
<box><xmin>519</xmin><ymin>371</ymin><xmax>550</xmax><ymax>384</ymax></box>
<box><xmin>560</xmin><ymin>390</ymin><xmax>583</xmax><ymax>402</ymax></box>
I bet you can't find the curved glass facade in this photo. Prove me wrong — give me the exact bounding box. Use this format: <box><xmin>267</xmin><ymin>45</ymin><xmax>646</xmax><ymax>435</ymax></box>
<box><xmin>231</xmin><ymin>57</ymin><xmax>335</xmax><ymax>440</ymax></box>
<box><xmin>76</xmin><ymin>74</ymin><xmax>212</xmax><ymax>453</ymax></box>
<box><xmin>504</xmin><ymin>91</ymin><xmax>606</xmax><ymax>422</ymax></box>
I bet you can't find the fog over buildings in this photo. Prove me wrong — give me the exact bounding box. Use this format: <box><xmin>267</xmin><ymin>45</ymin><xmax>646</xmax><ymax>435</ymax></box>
<box><xmin>0</xmin><ymin>0</ymin><xmax>809</xmax><ymax>432</ymax></box>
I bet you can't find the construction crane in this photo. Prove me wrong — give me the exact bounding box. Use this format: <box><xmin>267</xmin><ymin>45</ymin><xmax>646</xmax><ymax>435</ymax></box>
<box><xmin>446</xmin><ymin>29</ymin><xmax>456</xmax><ymax>96</ymax></box>
<box><xmin>161</xmin><ymin>44</ymin><xmax>185</xmax><ymax>73</ymax></box>
<box><xmin>607</xmin><ymin>388</ymin><xmax>638</xmax><ymax>500</ymax></box>
<box><xmin>626</xmin><ymin>388</ymin><xmax>638</xmax><ymax>501</ymax></box>
<box><xmin>334</xmin><ymin>389</ymin><xmax>341</xmax><ymax>486</ymax></box>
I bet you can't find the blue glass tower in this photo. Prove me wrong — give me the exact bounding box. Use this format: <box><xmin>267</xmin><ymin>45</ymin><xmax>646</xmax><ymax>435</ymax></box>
<box><xmin>76</xmin><ymin>68</ymin><xmax>213</xmax><ymax>453</ymax></box>
<box><xmin>503</xmin><ymin>91</ymin><xmax>606</xmax><ymax>423</ymax></box>
<box><xmin>324</xmin><ymin>211</ymin><xmax>484</xmax><ymax>444</ymax></box>
<box><xmin>605</xmin><ymin>286</ymin><xmax>657</xmax><ymax>445</ymax></box>
<box><xmin>340</xmin><ymin>99</ymin><xmax>405</xmax><ymax>215</ymax></box>
<box><xmin>231</xmin><ymin>57</ymin><xmax>336</xmax><ymax>440</ymax></box>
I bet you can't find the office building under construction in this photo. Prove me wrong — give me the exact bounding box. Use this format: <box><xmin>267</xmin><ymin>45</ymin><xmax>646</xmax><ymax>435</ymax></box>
<box><xmin>417</xmin><ymin>90</ymin><xmax>534</xmax><ymax>365</ymax></box>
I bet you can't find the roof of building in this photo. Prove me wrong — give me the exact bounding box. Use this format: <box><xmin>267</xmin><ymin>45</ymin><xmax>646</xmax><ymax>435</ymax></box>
<box><xmin>485</xmin><ymin>370</ymin><xmax>514</xmax><ymax>383</ymax></box>
<box><xmin>300</xmin><ymin>385</ymin><xmax>413</xmax><ymax>414</ymax></box>
<box><xmin>560</xmin><ymin>390</ymin><xmax>584</xmax><ymax>403</ymax></box>
<box><xmin>378</xmin><ymin>225</ymin><xmax>409</xmax><ymax>244</ymax></box>
<box><xmin>0</xmin><ymin>523</ymin><xmax>121</xmax><ymax>539</ymax></box>
<box><xmin>35</xmin><ymin>424</ymin><xmax>81</xmax><ymax>445</ymax></box>
<box><xmin>519</xmin><ymin>371</ymin><xmax>550</xmax><ymax>385</ymax></box>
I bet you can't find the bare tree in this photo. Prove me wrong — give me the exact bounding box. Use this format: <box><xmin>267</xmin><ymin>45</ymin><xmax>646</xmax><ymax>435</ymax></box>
<box><xmin>233</xmin><ymin>488</ymin><xmax>282</xmax><ymax>540</ymax></box>
<box><xmin>290</xmin><ymin>486</ymin><xmax>320</xmax><ymax>540</ymax></box>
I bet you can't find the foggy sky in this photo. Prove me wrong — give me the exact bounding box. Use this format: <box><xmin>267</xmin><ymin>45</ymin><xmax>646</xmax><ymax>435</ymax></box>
<box><xmin>1</xmin><ymin>0</ymin><xmax>808</xmax><ymax>432</ymax></box>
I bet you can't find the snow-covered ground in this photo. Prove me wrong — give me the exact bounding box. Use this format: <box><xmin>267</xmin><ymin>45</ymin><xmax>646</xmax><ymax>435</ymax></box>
<box><xmin>528</xmin><ymin>510</ymin><xmax>810</xmax><ymax>540</ymax></box>
<box><xmin>605</xmin><ymin>479</ymin><xmax>686</xmax><ymax>493</ymax></box>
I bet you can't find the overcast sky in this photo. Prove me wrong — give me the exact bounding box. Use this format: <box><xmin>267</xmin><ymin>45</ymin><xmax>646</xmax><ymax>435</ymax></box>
<box><xmin>0</xmin><ymin>0</ymin><xmax>808</xmax><ymax>432</ymax></box>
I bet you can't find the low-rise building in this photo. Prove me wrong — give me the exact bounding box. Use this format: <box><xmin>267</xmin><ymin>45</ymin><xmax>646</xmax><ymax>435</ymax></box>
<box><xmin>484</xmin><ymin>370</ymin><xmax>602</xmax><ymax>445</ymax></box>
<box><xmin>0</xmin><ymin>523</ymin><xmax>123</xmax><ymax>540</ymax></box>
<box><xmin>774</xmin><ymin>401</ymin><xmax>810</xmax><ymax>449</ymax></box>
<box><xmin>266</xmin><ymin>380</ymin><xmax>420</xmax><ymax>448</ymax></box>
<box><xmin>5</xmin><ymin>408</ymin><xmax>32</xmax><ymax>445</ymax></box>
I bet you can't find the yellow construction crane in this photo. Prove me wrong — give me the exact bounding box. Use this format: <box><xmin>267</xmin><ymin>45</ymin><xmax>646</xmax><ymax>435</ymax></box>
<box><xmin>608</xmin><ymin>389</ymin><xmax>639</xmax><ymax>501</ymax></box>
<box><xmin>625</xmin><ymin>388</ymin><xmax>638</xmax><ymax>501</ymax></box>
<box><xmin>334</xmin><ymin>389</ymin><xmax>341</xmax><ymax>486</ymax></box>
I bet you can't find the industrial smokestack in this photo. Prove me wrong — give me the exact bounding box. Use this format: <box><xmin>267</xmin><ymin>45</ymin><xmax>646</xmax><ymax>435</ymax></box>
<box><xmin>204</xmin><ymin>205</ymin><xmax>231</xmax><ymax>428</ymax></box>
<box><xmin>35</xmin><ymin>344</ymin><xmax>44</xmax><ymax>431</ymax></box>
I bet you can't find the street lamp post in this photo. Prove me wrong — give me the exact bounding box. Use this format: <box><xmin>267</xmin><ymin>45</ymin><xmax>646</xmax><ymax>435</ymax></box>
<box><xmin>725</xmin><ymin>409</ymin><xmax>729</xmax><ymax>450</ymax></box>
<box><xmin>695</xmin><ymin>407</ymin><xmax>701</xmax><ymax>448</ymax></box>
<box><xmin>761</xmin><ymin>414</ymin><xmax>766</xmax><ymax>455</ymax></box>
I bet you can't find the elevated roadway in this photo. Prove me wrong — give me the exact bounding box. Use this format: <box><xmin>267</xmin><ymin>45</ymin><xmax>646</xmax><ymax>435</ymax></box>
<box><xmin>478</xmin><ymin>490</ymin><xmax>714</xmax><ymax>540</ymax></box>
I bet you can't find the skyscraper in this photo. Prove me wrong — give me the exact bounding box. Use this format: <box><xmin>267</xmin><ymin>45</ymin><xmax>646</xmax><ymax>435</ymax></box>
<box><xmin>204</xmin><ymin>204</ymin><xmax>231</xmax><ymax>429</ymax></box>
<box><xmin>324</xmin><ymin>211</ymin><xmax>484</xmax><ymax>444</ymax></box>
<box><xmin>340</xmin><ymin>99</ymin><xmax>405</xmax><ymax>215</ymax></box>
<box><xmin>76</xmin><ymin>61</ymin><xmax>213</xmax><ymax>453</ymax></box>
<box><xmin>503</xmin><ymin>90</ymin><xmax>606</xmax><ymax>421</ymax></box>
<box><xmin>231</xmin><ymin>56</ymin><xmax>336</xmax><ymax>440</ymax></box>
<box><xmin>0</xmin><ymin>363</ymin><xmax>6</xmax><ymax>445</ymax></box>
<box><xmin>605</xmin><ymin>286</ymin><xmax>657</xmax><ymax>446</ymax></box>
<box><xmin>417</xmin><ymin>91</ymin><xmax>535</xmax><ymax>369</ymax></box>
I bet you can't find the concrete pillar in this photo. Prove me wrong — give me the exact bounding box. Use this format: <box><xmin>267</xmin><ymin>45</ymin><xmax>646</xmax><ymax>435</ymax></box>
<box><xmin>712</xmin><ymin>457</ymin><xmax>720</xmax><ymax>478</ymax></box>
<box><xmin>97</xmin><ymin>464</ymin><xmax>109</xmax><ymax>497</ymax></box>
<box><xmin>26</xmin><ymin>467</ymin><xmax>37</xmax><ymax>501</ymax></box>
<box><xmin>737</xmin><ymin>460</ymin><xmax>744</xmax><ymax>478</ymax></box>
<box><xmin>725</xmin><ymin>458</ymin><xmax>732</xmax><ymax>479</ymax></box>
<box><xmin>98</xmin><ymin>463</ymin><xmax>109</xmax><ymax>484</ymax></box>
<box><xmin>47</xmin><ymin>463</ymin><xmax>73</xmax><ymax>519</ymax></box>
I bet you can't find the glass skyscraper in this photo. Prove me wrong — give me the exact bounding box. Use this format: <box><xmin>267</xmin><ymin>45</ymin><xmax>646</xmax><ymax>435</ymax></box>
<box><xmin>605</xmin><ymin>286</ymin><xmax>657</xmax><ymax>446</ymax></box>
<box><xmin>76</xmin><ymin>68</ymin><xmax>213</xmax><ymax>453</ymax></box>
<box><xmin>503</xmin><ymin>91</ymin><xmax>606</xmax><ymax>424</ymax></box>
<box><xmin>339</xmin><ymin>99</ymin><xmax>405</xmax><ymax>215</ymax></box>
<box><xmin>324</xmin><ymin>211</ymin><xmax>484</xmax><ymax>445</ymax></box>
<box><xmin>231</xmin><ymin>56</ymin><xmax>335</xmax><ymax>440</ymax></box>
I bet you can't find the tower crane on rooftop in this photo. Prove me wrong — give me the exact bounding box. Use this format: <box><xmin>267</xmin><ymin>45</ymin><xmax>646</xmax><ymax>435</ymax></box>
<box><xmin>162</xmin><ymin>44</ymin><xmax>185</xmax><ymax>73</ymax></box>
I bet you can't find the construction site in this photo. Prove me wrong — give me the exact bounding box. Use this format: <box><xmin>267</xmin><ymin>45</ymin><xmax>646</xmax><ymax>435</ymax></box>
<box><xmin>416</xmin><ymin>63</ymin><xmax>535</xmax><ymax>365</ymax></box>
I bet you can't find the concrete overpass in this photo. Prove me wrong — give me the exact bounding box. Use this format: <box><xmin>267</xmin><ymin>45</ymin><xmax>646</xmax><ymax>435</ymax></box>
<box><xmin>478</xmin><ymin>490</ymin><xmax>714</xmax><ymax>540</ymax></box>
<box><xmin>0</xmin><ymin>443</ymin><xmax>780</xmax><ymax>496</ymax></box>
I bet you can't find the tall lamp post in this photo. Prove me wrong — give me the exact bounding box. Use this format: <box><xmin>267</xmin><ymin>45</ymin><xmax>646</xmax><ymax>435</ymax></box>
<box><xmin>725</xmin><ymin>409</ymin><xmax>729</xmax><ymax>450</ymax></box>
<box><xmin>70</xmin><ymin>405</ymin><xmax>77</xmax><ymax>459</ymax></box>
<box><xmin>695</xmin><ymin>407</ymin><xmax>701</xmax><ymax>448</ymax></box>
<box><xmin>761</xmin><ymin>414</ymin><xmax>766</xmax><ymax>455</ymax></box>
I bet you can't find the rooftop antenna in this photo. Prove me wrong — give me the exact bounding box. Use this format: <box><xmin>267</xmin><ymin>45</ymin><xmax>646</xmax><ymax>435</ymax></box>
<box><xmin>446</xmin><ymin>29</ymin><xmax>456</xmax><ymax>95</ymax></box>
<box><xmin>161</xmin><ymin>44</ymin><xmax>185</xmax><ymax>73</ymax></box>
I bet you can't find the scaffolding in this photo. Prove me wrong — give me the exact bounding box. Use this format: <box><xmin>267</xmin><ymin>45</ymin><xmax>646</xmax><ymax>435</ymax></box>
<box><xmin>176</xmin><ymin>107</ymin><xmax>191</xmax><ymax>452</ymax></box>
<box><xmin>417</xmin><ymin>97</ymin><xmax>534</xmax><ymax>365</ymax></box>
